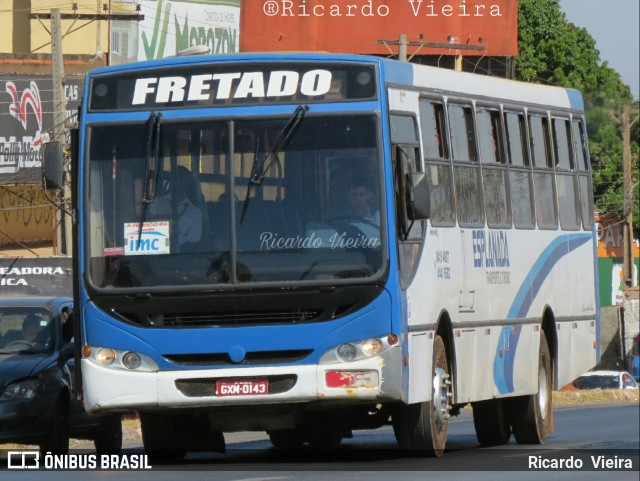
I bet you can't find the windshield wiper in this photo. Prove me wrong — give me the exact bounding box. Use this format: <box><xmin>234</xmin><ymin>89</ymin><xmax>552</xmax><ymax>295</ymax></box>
<box><xmin>239</xmin><ymin>104</ymin><xmax>309</xmax><ymax>224</ymax></box>
<box><xmin>137</xmin><ymin>112</ymin><xmax>163</xmax><ymax>242</ymax></box>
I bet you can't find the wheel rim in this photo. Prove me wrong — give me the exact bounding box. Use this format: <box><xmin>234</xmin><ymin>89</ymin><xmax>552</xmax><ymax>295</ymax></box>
<box><xmin>432</xmin><ymin>366</ymin><xmax>451</xmax><ymax>433</ymax></box>
<box><xmin>537</xmin><ymin>363</ymin><xmax>548</xmax><ymax>421</ymax></box>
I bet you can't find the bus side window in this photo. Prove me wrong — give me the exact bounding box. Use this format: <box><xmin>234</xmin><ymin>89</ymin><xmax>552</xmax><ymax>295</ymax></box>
<box><xmin>419</xmin><ymin>99</ymin><xmax>455</xmax><ymax>226</ymax></box>
<box><xmin>449</xmin><ymin>103</ymin><xmax>478</xmax><ymax>162</ymax></box>
<box><xmin>573</xmin><ymin>119</ymin><xmax>594</xmax><ymax>230</ymax></box>
<box><xmin>448</xmin><ymin>103</ymin><xmax>483</xmax><ymax>227</ymax></box>
<box><xmin>505</xmin><ymin>111</ymin><xmax>534</xmax><ymax>229</ymax></box>
<box><xmin>478</xmin><ymin>107</ymin><xmax>510</xmax><ymax>227</ymax></box>
<box><xmin>553</xmin><ymin>118</ymin><xmax>579</xmax><ymax>230</ymax></box>
<box><xmin>529</xmin><ymin>114</ymin><xmax>557</xmax><ymax>229</ymax></box>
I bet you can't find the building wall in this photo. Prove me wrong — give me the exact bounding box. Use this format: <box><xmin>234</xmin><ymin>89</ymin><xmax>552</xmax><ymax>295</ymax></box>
<box><xmin>0</xmin><ymin>185</ymin><xmax>54</xmax><ymax>246</ymax></box>
<box><xmin>0</xmin><ymin>0</ymin><xmax>109</xmax><ymax>56</ymax></box>
<box><xmin>596</xmin><ymin>217</ymin><xmax>640</xmax><ymax>306</ymax></box>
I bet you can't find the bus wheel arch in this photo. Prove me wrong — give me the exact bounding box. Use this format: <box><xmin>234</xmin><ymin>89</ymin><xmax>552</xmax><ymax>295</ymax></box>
<box><xmin>392</xmin><ymin>311</ymin><xmax>454</xmax><ymax>457</ymax></box>
<box><xmin>435</xmin><ymin>311</ymin><xmax>456</xmax><ymax>403</ymax></box>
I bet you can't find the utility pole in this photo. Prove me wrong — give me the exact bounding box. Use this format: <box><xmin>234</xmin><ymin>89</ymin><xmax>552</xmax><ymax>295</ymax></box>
<box><xmin>51</xmin><ymin>8</ymin><xmax>71</xmax><ymax>256</ymax></box>
<box><xmin>622</xmin><ymin>104</ymin><xmax>635</xmax><ymax>289</ymax></box>
<box><xmin>398</xmin><ymin>34</ymin><xmax>408</xmax><ymax>62</ymax></box>
<box><xmin>30</xmin><ymin>8</ymin><xmax>144</xmax><ymax>256</ymax></box>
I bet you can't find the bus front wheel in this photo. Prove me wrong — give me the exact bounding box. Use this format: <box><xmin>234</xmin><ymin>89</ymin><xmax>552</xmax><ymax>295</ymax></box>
<box><xmin>393</xmin><ymin>335</ymin><xmax>451</xmax><ymax>457</ymax></box>
<box><xmin>509</xmin><ymin>331</ymin><xmax>553</xmax><ymax>444</ymax></box>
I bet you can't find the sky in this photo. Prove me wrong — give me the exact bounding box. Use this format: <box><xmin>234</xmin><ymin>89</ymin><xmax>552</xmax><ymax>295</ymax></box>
<box><xmin>559</xmin><ymin>0</ymin><xmax>640</xmax><ymax>99</ymax></box>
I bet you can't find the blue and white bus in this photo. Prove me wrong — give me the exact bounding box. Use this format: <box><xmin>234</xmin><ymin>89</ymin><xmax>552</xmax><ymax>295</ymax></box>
<box><xmin>61</xmin><ymin>52</ymin><xmax>599</xmax><ymax>458</ymax></box>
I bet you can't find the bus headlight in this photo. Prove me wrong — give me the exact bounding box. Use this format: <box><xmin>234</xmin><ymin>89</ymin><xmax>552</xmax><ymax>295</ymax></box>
<box><xmin>96</xmin><ymin>348</ymin><xmax>116</xmax><ymax>366</ymax></box>
<box><xmin>336</xmin><ymin>343</ymin><xmax>357</xmax><ymax>362</ymax></box>
<box><xmin>122</xmin><ymin>352</ymin><xmax>142</xmax><ymax>370</ymax></box>
<box><xmin>320</xmin><ymin>334</ymin><xmax>399</xmax><ymax>364</ymax></box>
<box><xmin>84</xmin><ymin>346</ymin><xmax>158</xmax><ymax>372</ymax></box>
<box><xmin>362</xmin><ymin>338</ymin><xmax>383</xmax><ymax>356</ymax></box>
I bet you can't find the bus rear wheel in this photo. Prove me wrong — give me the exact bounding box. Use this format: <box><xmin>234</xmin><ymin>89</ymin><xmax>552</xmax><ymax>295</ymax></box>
<box><xmin>509</xmin><ymin>331</ymin><xmax>552</xmax><ymax>445</ymax></box>
<box><xmin>393</xmin><ymin>335</ymin><xmax>451</xmax><ymax>457</ymax></box>
<box><xmin>472</xmin><ymin>399</ymin><xmax>511</xmax><ymax>446</ymax></box>
<box><xmin>268</xmin><ymin>429</ymin><xmax>305</xmax><ymax>448</ymax></box>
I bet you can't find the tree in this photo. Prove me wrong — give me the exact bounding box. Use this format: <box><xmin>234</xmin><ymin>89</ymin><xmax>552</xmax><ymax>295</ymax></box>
<box><xmin>516</xmin><ymin>0</ymin><xmax>639</xmax><ymax>237</ymax></box>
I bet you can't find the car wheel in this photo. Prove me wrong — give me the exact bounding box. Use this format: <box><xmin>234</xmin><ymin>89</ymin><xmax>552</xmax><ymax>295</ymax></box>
<box><xmin>94</xmin><ymin>414</ymin><xmax>123</xmax><ymax>454</ymax></box>
<box><xmin>40</xmin><ymin>396</ymin><xmax>70</xmax><ymax>455</ymax></box>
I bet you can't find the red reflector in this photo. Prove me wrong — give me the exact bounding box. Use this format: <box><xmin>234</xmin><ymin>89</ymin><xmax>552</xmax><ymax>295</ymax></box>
<box><xmin>325</xmin><ymin>370</ymin><xmax>377</xmax><ymax>388</ymax></box>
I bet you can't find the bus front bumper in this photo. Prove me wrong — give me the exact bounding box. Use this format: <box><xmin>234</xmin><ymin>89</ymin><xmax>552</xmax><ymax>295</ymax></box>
<box><xmin>81</xmin><ymin>348</ymin><xmax>402</xmax><ymax>413</ymax></box>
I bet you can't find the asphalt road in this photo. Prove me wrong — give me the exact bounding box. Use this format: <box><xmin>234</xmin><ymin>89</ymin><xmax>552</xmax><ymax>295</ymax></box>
<box><xmin>1</xmin><ymin>403</ymin><xmax>638</xmax><ymax>481</ymax></box>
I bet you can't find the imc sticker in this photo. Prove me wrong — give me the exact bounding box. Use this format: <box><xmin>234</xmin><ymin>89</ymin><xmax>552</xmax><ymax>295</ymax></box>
<box><xmin>124</xmin><ymin>221</ymin><xmax>170</xmax><ymax>255</ymax></box>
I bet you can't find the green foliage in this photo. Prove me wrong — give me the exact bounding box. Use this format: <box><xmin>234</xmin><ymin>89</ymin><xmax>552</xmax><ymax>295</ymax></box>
<box><xmin>517</xmin><ymin>0</ymin><xmax>638</xmax><ymax>237</ymax></box>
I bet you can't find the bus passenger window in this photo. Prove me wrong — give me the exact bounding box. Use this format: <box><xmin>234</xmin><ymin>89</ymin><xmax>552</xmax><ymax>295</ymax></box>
<box><xmin>509</xmin><ymin>171</ymin><xmax>534</xmax><ymax>229</ymax></box>
<box><xmin>484</xmin><ymin>169</ymin><xmax>510</xmax><ymax>227</ymax></box>
<box><xmin>572</xmin><ymin>120</ymin><xmax>589</xmax><ymax>172</ymax></box>
<box><xmin>448</xmin><ymin>104</ymin><xmax>477</xmax><ymax>162</ymax></box>
<box><xmin>553</xmin><ymin>118</ymin><xmax>573</xmax><ymax>171</ymax></box>
<box><xmin>533</xmin><ymin>172</ymin><xmax>557</xmax><ymax>229</ymax></box>
<box><xmin>529</xmin><ymin>115</ymin><xmax>552</xmax><ymax>168</ymax></box>
<box><xmin>504</xmin><ymin>112</ymin><xmax>528</xmax><ymax>166</ymax></box>
<box><xmin>419</xmin><ymin>99</ymin><xmax>448</xmax><ymax>160</ymax></box>
<box><xmin>477</xmin><ymin>108</ymin><xmax>503</xmax><ymax>164</ymax></box>
<box><xmin>556</xmin><ymin>173</ymin><xmax>579</xmax><ymax>230</ymax></box>
<box><xmin>425</xmin><ymin>163</ymin><xmax>455</xmax><ymax>225</ymax></box>
<box><xmin>454</xmin><ymin>165</ymin><xmax>483</xmax><ymax>227</ymax></box>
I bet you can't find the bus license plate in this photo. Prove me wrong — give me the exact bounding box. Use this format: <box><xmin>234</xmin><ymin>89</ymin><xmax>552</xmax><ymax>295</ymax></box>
<box><xmin>215</xmin><ymin>379</ymin><xmax>269</xmax><ymax>397</ymax></box>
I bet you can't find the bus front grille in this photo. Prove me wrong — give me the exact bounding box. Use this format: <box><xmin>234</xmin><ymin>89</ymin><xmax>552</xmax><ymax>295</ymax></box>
<box><xmin>115</xmin><ymin>309</ymin><xmax>323</xmax><ymax>327</ymax></box>
<box><xmin>163</xmin><ymin>349</ymin><xmax>313</xmax><ymax>366</ymax></box>
<box><xmin>175</xmin><ymin>375</ymin><xmax>297</xmax><ymax>397</ymax></box>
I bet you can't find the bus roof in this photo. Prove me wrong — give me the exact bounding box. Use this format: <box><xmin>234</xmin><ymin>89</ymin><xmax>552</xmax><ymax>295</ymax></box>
<box><xmin>87</xmin><ymin>52</ymin><xmax>583</xmax><ymax>112</ymax></box>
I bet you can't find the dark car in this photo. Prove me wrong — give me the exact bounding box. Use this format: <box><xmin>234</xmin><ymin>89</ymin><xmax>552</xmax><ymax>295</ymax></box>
<box><xmin>0</xmin><ymin>296</ymin><xmax>122</xmax><ymax>453</ymax></box>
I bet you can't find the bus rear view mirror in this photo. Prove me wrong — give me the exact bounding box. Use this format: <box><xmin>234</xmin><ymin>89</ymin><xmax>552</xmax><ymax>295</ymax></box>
<box><xmin>408</xmin><ymin>172</ymin><xmax>430</xmax><ymax>220</ymax></box>
<box><xmin>42</xmin><ymin>141</ymin><xmax>64</xmax><ymax>189</ymax></box>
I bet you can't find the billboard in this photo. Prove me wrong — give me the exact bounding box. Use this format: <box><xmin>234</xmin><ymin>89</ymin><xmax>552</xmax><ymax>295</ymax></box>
<box><xmin>111</xmin><ymin>0</ymin><xmax>241</xmax><ymax>64</ymax></box>
<box><xmin>0</xmin><ymin>257</ymin><xmax>72</xmax><ymax>296</ymax></box>
<box><xmin>240</xmin><ymin>0</ymin><xmax>518</xmax><ymax>57</ymax></box>
<box><xmin>0</xmin><ymin>75</ymin><xmax>83</xmax><ymax>185</ymax></box>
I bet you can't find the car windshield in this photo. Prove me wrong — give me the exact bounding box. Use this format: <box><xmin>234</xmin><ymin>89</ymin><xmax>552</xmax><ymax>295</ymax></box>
<box><xmin>0</xmin><ymin>308</ymin><xmax>53</xmax><ymax>354</ymax></box>
<box><xmin>86</xmin><ymin>114</ymin><xmax>384</xmax><ymax>289</ymax></box>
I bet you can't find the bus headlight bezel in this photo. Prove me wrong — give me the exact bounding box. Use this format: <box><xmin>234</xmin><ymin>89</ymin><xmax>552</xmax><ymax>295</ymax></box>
<box><xmin>320</xmin><ymin>334</ymin><xmax>399</xmax><ymax>365</ymax></box>
<box><xmin>84</xmin><ymin>346</ymin><xmax>158</xmax><ymax>372</ymax></box>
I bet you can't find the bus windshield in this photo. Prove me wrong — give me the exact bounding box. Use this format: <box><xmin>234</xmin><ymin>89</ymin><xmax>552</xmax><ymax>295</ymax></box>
<box><xmin>86</xmin><ymin>113</ymin><xmax>384</xmax><ymax>289</ymax></box>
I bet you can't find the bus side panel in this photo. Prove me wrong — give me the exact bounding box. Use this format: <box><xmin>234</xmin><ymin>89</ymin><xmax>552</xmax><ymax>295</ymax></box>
<box><xmin>408</xmin><ymin>332</ymin><xmax>431</xmax><ymax>402</ymax></box>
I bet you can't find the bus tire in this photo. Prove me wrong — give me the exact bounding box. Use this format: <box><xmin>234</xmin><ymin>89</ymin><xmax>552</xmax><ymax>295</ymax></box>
<box><xmin>392</xmin><ymin>335</ymin><xmax>451</xmax><ymax>457</ymax></box>
<box><xmin>140</xmin><ymin>413</ymin><xmax>187</xmax><ymax>464</ymax></box>
<box><xmin>510</xmin><ymin>331</ymin><xmax>552</xmax><ymax>445</ymax></box>
<box><xmin>93</xmin><ymin>414</ymin><xmax>123</xmax><ymax>454</ymax></box>
<box><xmin>472</xmin><ymin>399</ymin><xmax>511</xmax><ymax>446</ymax></box>
<box><xmin>268</xmin><ymin>429</ymin><xmax>305</xmax><ymax>448</ymax></box>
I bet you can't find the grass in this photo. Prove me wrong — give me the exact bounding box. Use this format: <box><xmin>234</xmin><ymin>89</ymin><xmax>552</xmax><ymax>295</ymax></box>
<box><xmin>553</xmin><ymin>387</ymin><xmax>639</xmax><ymax>406</ymax></box>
